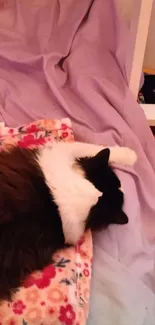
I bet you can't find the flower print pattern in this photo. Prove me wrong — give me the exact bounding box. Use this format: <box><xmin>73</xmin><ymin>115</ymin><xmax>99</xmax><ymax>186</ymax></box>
<box><xmin>24</xmin><ymin>265</ymin><xmax>56</xmax><ymax>289</ymax></box>
<box><xmin>13</xmin><ymin>301</ymin><xmax>26</xmax><ymax>315</ymax></box>
<box><xmin>25</xmin><ymin>307</ymin><xmax>42</xmax><ymax>323</ymax></box>
<box><xmin>59</xmin><ymin>304</ymin><xmax>76</xmax><ymax>325</ymax></box>
<box><xmin>24</xmin><ymin>288</ymin><xmax>40</xmax><ymax>304</ymax></box>
<box><xmin>47</xmin><ymin>286</ymin><xmax>64</xmax><ymax>303</ymax></box>
<box><xmin>0</xmin><ymin>118</ymin><xmax>92</xmax><ymax>325</ymax></box>
<box><xmin>83</xmin><ymin>269</ymin><xmax>90</xmax><ymax>277</ymax></box>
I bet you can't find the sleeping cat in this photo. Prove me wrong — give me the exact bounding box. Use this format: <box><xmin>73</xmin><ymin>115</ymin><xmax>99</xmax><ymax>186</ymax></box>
<box><xmin>0</xmin><ymin>142</ymin><xmax>136</xmax><ymax>300</ymax></box>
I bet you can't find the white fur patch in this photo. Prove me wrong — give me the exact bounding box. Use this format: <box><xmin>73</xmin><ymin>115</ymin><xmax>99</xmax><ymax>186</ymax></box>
<box><xmin>108</xmin><ymin>146</ymin><xmax>137</xmax><ymax>166</ymax></box>
<box><xmin>37</xmin><ymin>143</ymin><xmax>102</xmax><ymax>245</ymax></box>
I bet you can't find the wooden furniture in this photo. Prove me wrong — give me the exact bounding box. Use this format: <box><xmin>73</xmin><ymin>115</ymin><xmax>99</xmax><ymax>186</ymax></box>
<box><xmin>126</xmin><ymin>0</ymin><xmax>154</xmax><ymax>125</ymax></box>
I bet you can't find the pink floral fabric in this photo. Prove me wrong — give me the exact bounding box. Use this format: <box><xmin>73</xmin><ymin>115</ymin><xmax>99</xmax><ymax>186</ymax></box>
<box><xmin>0</xmin><ymin>118</ymin><xmax>92</xmax><ymax>325</ymax></box>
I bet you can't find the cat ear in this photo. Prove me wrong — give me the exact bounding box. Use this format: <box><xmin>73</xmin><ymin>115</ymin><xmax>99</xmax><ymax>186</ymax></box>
<box><xmin>76</xmin><ymin>148</ymin><xmax>111</xmax><ymax>193</ymax></box>
<box><xmin>93</xmin><ymin>148</ymin><xmax>110</xmax><ymax>167</ymax></box>
<box><xmin>77</xmin><ymin>148</ymin><xmax>110</xmax><ymax>175</ymax></box>
<box><xmin>115</xmin><ymin>211</ymin><xmax>128</xmax><ymax>225</ymax></box>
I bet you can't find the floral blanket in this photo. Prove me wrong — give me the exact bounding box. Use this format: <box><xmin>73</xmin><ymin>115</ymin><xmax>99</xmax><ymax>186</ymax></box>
<box><xmin>0</xmin><ymin>118</ymin><xmax>92</xmax><ymax>325</ymax></box>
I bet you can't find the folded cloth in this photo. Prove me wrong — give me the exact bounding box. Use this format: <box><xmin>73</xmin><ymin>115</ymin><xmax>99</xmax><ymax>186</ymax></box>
<box><xmin>0</xmin><ymin>118</ymin><xmax>92</xmax><ymax>325</ymax></box>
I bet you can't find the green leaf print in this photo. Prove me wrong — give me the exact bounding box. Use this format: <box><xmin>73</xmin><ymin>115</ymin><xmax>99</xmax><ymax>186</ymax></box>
<box><xmin>22</xmin><ymin>320</ymin><xmax>27</xmax><ymax>325</ymax></box>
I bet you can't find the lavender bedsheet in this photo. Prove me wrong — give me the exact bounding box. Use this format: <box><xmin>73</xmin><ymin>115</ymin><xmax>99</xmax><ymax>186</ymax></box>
<box><xmin>0</xmin><ymin>0</ymin><xmax>155</xmax><ymax>324</ymax></box>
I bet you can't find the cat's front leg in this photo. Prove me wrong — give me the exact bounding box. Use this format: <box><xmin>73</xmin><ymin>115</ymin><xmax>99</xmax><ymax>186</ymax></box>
<box><xmin>60</xmin><ymin>142</ymin><xmax>137</xmax><ymax>167</ymax></box>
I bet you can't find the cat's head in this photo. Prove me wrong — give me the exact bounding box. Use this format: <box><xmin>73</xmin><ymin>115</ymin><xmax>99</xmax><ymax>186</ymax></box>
<box><xmin>77</xmin><ymin>148</ymin><xmax>128</xmax><ymax>231</ymax></box>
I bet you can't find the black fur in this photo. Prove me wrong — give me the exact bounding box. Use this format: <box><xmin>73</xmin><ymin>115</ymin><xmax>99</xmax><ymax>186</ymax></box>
<box><xmin>0</xmin><ymin>147</ymin><xmax>65</xmax><ymax>300</ymax></box>
<box><xmin>77</xmin><ymin>149</ymin><xmax>128</xmax><ymax>230</ymax></box>
<box><xmin>0</xmin><ymin>146</ymin><xmax>128</xmax><ymax>301</ymax></box>
<box><xmin>86</xmin><ymin>190</ymin><xmax>128</xmax><ymax>230</ymax></box>
<box><xmin>77</xmin><ymin>148</ymin><xmax>121</xmax><ymax>192</ymax></box>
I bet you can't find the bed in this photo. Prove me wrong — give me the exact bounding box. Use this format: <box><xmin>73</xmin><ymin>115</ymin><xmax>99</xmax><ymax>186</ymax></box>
<box><xmin>0</xmin><ymin>0</ymin><xmax>155</xmax><ymax>324</ymax></box>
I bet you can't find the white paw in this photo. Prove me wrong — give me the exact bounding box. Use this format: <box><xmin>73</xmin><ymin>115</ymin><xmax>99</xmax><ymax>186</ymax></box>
<box><xmin>109</xmin><ymin>146</ymin><xmax>137</xmax><ymax>166</ymax></box>
<box><xmin>121</xmin><ymin>147</ymin><xmax>137</xmax><ymax>166</ymax></box>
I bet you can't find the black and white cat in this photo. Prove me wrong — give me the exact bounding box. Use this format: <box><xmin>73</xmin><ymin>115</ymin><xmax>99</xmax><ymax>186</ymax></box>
<box><xmin>0</xmin><ymin>142</ymin><xmax>136</xmax><ymax>300</ymax></box>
